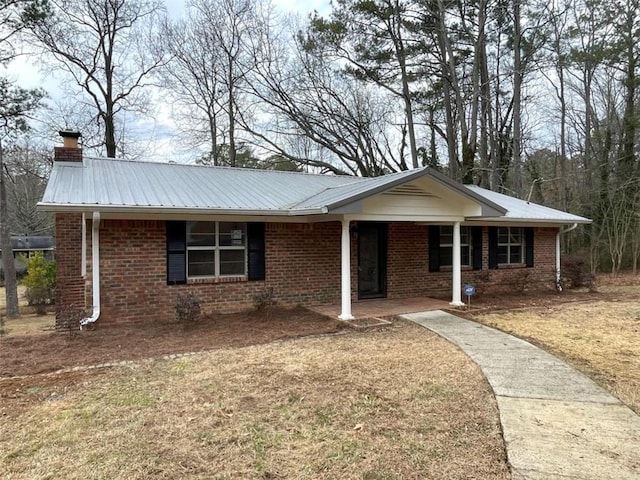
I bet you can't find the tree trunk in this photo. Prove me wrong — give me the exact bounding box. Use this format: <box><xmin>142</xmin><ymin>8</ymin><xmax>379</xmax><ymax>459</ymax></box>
<box><xmin>104</xmin><ymin>106</ymin><xmax>117</xmax><ymax>158</ymax></box>
<box><xmin>0</xmin><ymin>140</ymin><xmax>19</xmax><ymax>318</ymax></box>
<box><xmin>512</xmin><ymin>0</ymin><xmax>522</xmax><ymax>196</ymax></box>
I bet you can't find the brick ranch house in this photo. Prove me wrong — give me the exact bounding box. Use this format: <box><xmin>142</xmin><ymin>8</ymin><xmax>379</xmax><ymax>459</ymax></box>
<box><xmin>39</xmin><ymin>132</ymin><xmax>590</xmax><ymax>327</ymax></box>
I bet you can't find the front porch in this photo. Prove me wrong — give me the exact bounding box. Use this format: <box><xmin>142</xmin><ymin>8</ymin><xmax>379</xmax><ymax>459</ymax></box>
<box><xmin>309</xmin><ymin>296</ymin><xmax>450</xmax><ymax>320</ymax></box>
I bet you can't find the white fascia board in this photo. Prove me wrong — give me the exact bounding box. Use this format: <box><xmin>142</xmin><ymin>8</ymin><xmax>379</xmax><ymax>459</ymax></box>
<box><xmin>36</xmin><ymin>202</ymin><xmax>328</xmax><ymax>217</ymax></box>
<box><xmin>465</xmin><ymin>217</ymin><xmax>591</xmax><ymax>226</ymax></box>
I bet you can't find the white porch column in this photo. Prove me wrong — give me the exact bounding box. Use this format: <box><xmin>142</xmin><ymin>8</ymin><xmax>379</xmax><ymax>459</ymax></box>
<box><xmin>556</xmin><ymin>230</ymin><xmax>561</xmax><ymax>286</ymax></box>
<box><xmin>450</xmin><ymin>221</ymin><xmax>464</xmax><ymax>306</ymax></box>
<box><xmin>338</xmin><ymin>218</ymin><xmax>354</xmax><ymax>320</ymax></box>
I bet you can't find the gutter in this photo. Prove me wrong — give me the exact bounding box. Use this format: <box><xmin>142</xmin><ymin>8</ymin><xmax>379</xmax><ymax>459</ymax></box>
<box><xmin>80</xmin><ymin>212</ymin><xmax>100</xmax><ymax>329</ymax></box>
<box><xmin>556</xmin><ymin>223</ymin><xmax>578</xmax><ymax>291</ymax></box>
<box><xmin>36</xmin><ymin>202</ymin><xmax>328</xmax><ymax>217</ymax></box>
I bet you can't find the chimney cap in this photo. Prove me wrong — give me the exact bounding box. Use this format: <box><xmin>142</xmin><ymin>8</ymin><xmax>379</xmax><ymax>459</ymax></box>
<box><xmin>58</xmin><ymin>130</ymin><xmax>81</xmax><ymax>139</ymax></box>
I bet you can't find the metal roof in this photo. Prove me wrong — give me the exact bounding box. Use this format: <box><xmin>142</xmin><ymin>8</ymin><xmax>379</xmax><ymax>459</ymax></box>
<box><xmin>41</xmin><ymin>157</ymin><xmax>357</xmax><ymax>214</ymax></box>
<box><xmin>465</xmin><ymin>186</ymin><xmax>591</xmax><ymax>224</ymax></box>
<box><xmin>39</xmin><ymin>157</ymin><xmax>589</xmax><ymax>224</ymax></box>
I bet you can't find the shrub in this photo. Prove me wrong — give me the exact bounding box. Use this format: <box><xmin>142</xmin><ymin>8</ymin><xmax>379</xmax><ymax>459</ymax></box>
<box><xmin>253</xmin><ymin>287</ymin><xmax>277</xmax><ymax>310</ymax></box>
<box><xmin>512</xmin><ymin>269</ymin><xmax>531</xmax><ymax>293</ymax></box>
<box><xmin>56</xmin><ymin>305</ymin><xmax>86</xmax><ymax>338</ymax></box>
<box><xmin>174</xmin><ymin>293</ymin><xmax>202</xmax><ymax>329</ymax></box>
<box><xmin>561</xmin><ymin>255</ymin><xmax>594</xmax><ymax>290</ymax></box>
<box><xmin>22</xmin><ymin>253</ymin><xmax>56</xmax><ymax>315</ymax></box>
<box><xmin>473</xmin><ymin>270</ymin><xmax>493</xmax><ymax>296</ymax></box>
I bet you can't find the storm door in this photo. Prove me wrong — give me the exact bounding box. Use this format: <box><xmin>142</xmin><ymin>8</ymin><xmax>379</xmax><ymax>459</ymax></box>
<box><xmin>357</xmin><ymin>222</ymin><xmax>387</xmax><ymax>299</ymax></box>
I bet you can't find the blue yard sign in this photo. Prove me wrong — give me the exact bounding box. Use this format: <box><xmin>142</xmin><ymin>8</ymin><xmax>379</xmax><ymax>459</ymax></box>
<box><xmin>463</xmin><ymin>284</ymin><xmax>476</xmax><ymax>307</ymax></box>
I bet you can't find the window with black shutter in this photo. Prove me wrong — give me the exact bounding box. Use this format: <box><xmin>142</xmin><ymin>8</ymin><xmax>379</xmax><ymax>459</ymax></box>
<box><xmin>166</xmin><ymin>221</ymin><xmax>266</xmax><ymax>283</ymax></box>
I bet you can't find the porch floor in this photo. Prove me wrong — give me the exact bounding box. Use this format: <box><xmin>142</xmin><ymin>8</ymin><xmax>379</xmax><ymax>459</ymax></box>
<box><xmin>309</xmin><ymin>296</ymin><xmax>450</xmax><ymax>320</ymax></box>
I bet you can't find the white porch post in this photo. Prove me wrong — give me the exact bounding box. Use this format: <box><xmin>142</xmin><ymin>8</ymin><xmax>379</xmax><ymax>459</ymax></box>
<box><xmin>338</xmin><ymin>218</ymin><xmax>354</xmax><ymax>320</ymax></box>
<box><xmin>450</xmin><ymin>221</ymin><xmax>464</xmax><ymax>306</ymax></box>
<box><xmin>556</xmin><ymin>230</ymin><xmax>561</xmax><ymax>286</ymax></box>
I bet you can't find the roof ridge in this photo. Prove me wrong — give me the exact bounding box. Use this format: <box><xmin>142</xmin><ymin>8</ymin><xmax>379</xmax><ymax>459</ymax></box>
<box><xmin>286</xmin><ymin>174</ymin><xmax>391</xmax><ymax>209</ymax></box>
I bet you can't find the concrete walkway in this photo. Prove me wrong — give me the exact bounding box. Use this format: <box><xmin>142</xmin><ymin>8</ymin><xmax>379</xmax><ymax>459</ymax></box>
<box><xmin>401</xmin><ymin>310</ymin><xmax>640</xmax><ymax>480</ymax></box>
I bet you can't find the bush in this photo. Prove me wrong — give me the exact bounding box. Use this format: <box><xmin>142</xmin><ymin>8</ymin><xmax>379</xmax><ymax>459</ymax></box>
<box><xmin>253</xmin><ymin>287</ymin><xmax>277</xmax><ymax>310</ymax></box>
<box><xmin>174</xmin><ymin>293</ymin><xmax>202</xmax><ymax>329</ymax></box>
<box><xmin>561</xmin><ymin>255</ymin><xmax>594</xmax><ymax>290</ymax></box>
<box><xmin>22</xmin><ymin>253</ymin><xmax>56</xmax><ymax>314</ymax></box>
<box><xmin>56</xmin><ymin>305</ymin><xmax>86</xmax><ymax>338</ymax></box>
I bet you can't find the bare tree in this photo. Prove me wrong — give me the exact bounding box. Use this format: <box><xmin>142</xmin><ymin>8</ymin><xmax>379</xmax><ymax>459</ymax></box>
<box><xmin>0</xmin><ymin>82</ymin><xmax>45</xmax><ymax>318</ymax></box>
<box><xmin>0</xmin><ymin>0</ymin><xmax>47</xmax><ymax>318</ymax></box>
<box><xmin>250</xmin><ymin>21</ymin><xmax>408</xmax><ymax>176</ymax></box>
<box><xmin>159</xmin><ymin>0</ymin><xmax>260</xmax><ymax>166</ymax></box>
<box><xmin>4</xmin><ymin>141</ymin><xmax>53</xmax><ymax>235</ymax></box>
<box><xmin>305</xmin><ymin>0</ymin><xmax>426</xmax><ymax>169</ymax></box>
<box><xmin>30</xmin><ymin>0</ymin><xmax>166</xmax><ymax>157</ymax></box>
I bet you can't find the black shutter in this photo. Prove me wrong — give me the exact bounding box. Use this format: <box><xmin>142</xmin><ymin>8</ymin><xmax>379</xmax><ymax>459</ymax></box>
<box><xmin>488</xmin><ymin>227</ymin><xmax>498</xmax><ymax>270</ymax></box>
<box><xmin>428</xmin><ymin>226</ymin><xmax>440</xmax><ymax>272</ymax></box>
<box><xmin>471</xmin><ymin>226</ymin><xmax>483</xmax><ymax>270</ymax></box>
<box><xmin>166</xmin><ymin>221</ymin><xmax>186</xmax><ymax>285</ymax></box>
<box><xmin>524</xmin><ymin>227</ymin><xmax>535</xmax><ymax>267</ymax></box>
<box><xmin>247</xmin><ymin>222</ymin><xmax>266</xmax><ymax>281</ymax></box>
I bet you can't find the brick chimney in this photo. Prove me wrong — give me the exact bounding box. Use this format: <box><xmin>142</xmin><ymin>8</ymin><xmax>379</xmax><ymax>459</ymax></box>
<box><xmin>54</xmin><ymin>130</ymin><xmax>82</xmax><ymax>162</ymax></box>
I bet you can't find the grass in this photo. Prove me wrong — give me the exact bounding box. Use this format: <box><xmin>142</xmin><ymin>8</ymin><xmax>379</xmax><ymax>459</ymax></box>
<box><xmin>0</xmin><ymin>285</ymin><xmax>55</xmax><ymax>335</ymax></box>
<box><xmin>468</xmin><ymin>284</ymin><xmax>640</xmax><ymax>414</ymax></box>
<box><xmin>0</xmin><ymin>320</ymin><xmax>510</xmax><ymax>479</ymax></box>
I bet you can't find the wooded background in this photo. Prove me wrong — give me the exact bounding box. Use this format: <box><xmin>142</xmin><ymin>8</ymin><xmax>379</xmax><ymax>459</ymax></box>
<box><xmin>3</xmin><ymin>0</ymin><xmax>640</xmax><ymax>279</ymax></box>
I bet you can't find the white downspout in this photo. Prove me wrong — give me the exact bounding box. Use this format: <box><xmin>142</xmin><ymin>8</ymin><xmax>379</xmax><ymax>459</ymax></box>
<box><xmin>81</xmin><ymin>212</ymin><xmax>86</xmax><ymax>278</ymax></box>
<box><xmin>80</xmin><ymin>212</ymin><xmax>101</xmax><ymax>329</ymax></box>
<box><xmin>338</xmin><ymin>218</ymin><xmax>354</xmax><ymax>320</ymax></box>
<box><xmin>556</xmin><ymin>223</ymin><xmax>578</xmax><ymax>291</ymax></box>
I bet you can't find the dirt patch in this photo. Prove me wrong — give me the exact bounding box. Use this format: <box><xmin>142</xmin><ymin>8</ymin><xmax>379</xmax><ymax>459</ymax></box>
<box><xmin>0</xmin><ymin>306</ymin><xmax>346</xmax><ymax>378</ymax></box>
<box><xmin>0</xmin><ymin>320</ymin><xmax>509</xmax><ymax>479</ymax></box>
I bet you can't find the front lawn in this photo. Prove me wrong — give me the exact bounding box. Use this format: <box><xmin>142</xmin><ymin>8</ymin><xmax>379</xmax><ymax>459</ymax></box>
<box><xmin>0</xmin><ymin>319</ymin><xmax>510</xmax><ymax>479</ymax></box>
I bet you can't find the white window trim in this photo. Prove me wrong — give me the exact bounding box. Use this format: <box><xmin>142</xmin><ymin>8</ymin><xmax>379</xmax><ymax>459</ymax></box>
<box><xmin>498</xmin><ymin>227</ymin><xmax>524</xmax><ymax>265</ymax></box>
<box><xmin>440</xmin><ymin>226</ymin><xmax>472</xmax><ymax>267</ymax></box>
<box><xmin>186</xmin><ymin>222</ymin><xmax>248</xmax><ymax>279</ymax></box>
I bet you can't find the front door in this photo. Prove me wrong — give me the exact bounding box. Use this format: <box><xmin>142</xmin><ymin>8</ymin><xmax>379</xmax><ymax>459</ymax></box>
<box><xmin>357</xmin><ymin>222</ymin><xmax>387</xmax><ymax>299</ymax></box>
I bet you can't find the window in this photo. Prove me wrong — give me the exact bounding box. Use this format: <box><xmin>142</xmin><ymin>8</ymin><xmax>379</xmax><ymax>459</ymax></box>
<box><xmin>439</xmin><ymin>226</ymin><xmax>472</xmax><ymax>267</ymax></box>
<box><xmin>497</xmin><ymin>227</ymin><xmax>523</xmax><ymax>265</ymax></box>
<box><xmin>429</xmin><ymin>225</ymin><xmax>482</xmax><ymax>272</ymax></box>
<box><xmin>187</xmin><ymin>222</ymin><xmax>247</xmax><ymax>278</ymax></box>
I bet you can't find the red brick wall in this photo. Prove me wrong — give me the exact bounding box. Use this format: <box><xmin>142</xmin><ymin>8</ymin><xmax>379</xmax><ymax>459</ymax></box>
<box><xmin>56</xmin><ymin>217</ymin><xmax>559</xmax><ymax>325</ymax></box>
<box><xmin>55</xmin><ymin>213</ymin><xmax>85</xmax><ymax>325</ymax></box>
<box><xmin>53</xmin><ymin>147</ymin><xmax>83</xmax><ymax>162</ymax></box>
<box><xmin>81</xmin><ymin>220</ymin><xmax>345</xmax><ymax>325</ymax></box>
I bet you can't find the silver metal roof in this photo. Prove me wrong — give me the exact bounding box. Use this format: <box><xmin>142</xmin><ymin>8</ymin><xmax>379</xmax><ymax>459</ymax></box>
<box><xmin>465</xmin><ymin>186</ymin><xmax>591</xmax><ymax>224</ymax></box>
<box><xmin>39</xmin><ymin>157</ymin><xmax>589</xmax><ymax>224</ymax></box>
<box><xmin>41</xmin><ymin>157</ymin><xmax>357</xmax><ymax>214</ymax></box>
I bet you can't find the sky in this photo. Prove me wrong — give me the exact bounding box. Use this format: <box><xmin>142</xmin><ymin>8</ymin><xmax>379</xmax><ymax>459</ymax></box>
<box><xmin>4</xmin><ymin>0</ymin><xmax>331</xmax><ymax>161</ymax></box>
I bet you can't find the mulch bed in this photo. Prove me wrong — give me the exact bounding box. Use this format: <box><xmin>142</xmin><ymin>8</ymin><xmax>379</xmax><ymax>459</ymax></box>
<box><xmin>0</xmin><ymin>306</ymin><xmax>347</xmax><ymax>378</ymax></box>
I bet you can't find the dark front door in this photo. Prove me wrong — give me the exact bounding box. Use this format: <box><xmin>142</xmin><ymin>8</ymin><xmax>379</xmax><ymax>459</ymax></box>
<box><xmin>358</xmin><ymin>222</ymin><xmax>387</xmax><ymax>299</ymax></box>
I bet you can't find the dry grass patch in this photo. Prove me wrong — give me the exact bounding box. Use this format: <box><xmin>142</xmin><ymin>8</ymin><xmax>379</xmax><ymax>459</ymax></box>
<box><xmin>0</xmin><ymin>320</ymin><xmax>510</xmax><ymax>479</ymax></box>
<box><xmin>1</xmin><ymin>313</ymin><xmax>55</xmax><ymax>336</ymax></box>
<box><xmin>470</xmin><ymin>298</ymin><xmax>640</xmax><ymax>413</ymax></box>
<box><xmin>0</xmin><ymin>286</ymin><xmax>54</xmax><ymax>335</ymax></box>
